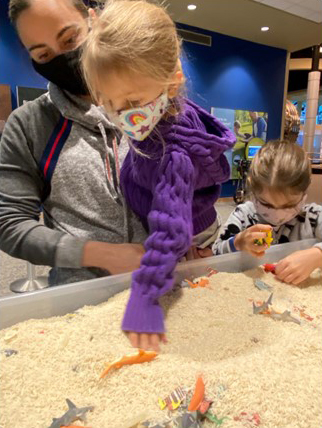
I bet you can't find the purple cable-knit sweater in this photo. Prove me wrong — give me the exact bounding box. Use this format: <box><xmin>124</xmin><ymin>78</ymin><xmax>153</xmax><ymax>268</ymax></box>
<box><xmin>121</xmin><ymin>98</ymin><xmax>236</xmax><ymax>333</ymax></box>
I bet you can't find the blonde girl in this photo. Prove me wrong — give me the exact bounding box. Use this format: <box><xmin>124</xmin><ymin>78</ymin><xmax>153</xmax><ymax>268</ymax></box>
<box><xmin>82</xmin><ymin>0</ymin><xmax>235</xmax><ymax>351</ymax></box>
<box><xmin>213</xmin><ymin>140</ymin><xmax>322</xmax><ymax>285</ymax></box>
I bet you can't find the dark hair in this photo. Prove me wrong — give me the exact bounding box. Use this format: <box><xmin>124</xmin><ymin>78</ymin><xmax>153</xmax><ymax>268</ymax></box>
<box><xmin>247</xmin><ymin>139</ymin><xmax>311</xmax><ymax>196</ymax></box>
<box><xmin>9</xmin><ymin>0</ymin><xmax>88</xmax><ymax>26</ymax></box>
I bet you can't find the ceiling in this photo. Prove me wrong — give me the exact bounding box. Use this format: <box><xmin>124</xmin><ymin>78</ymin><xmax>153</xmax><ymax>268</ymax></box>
<box><xmin>254</xmin><ymin>0</ymin><xmax>322</xmax><ymax>24</ymax></box>
<box><xmin>165</xmin><ymin>0</ymin><xmax>322</xmax><ymax>52</ymax></box>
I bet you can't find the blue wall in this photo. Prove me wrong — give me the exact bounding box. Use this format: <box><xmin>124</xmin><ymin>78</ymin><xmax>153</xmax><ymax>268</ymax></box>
<box><xmin>179</xmin><ymin>24</ymin><xmax>287</xmax><ymax>196</ymax></box>
<box><xmin>0</xmin><ymin>1</ymin><xmax>287</xmax><ymax>196</ymax></box>
<box><xmin>180</xmin><ymin>23</ymin><xmax>287</xmax><ymax>141</ymax></box>
<box><xmin>0</xmin><ymin>0</ymin><xmax>47</xmax><ymax>108</ymax></box>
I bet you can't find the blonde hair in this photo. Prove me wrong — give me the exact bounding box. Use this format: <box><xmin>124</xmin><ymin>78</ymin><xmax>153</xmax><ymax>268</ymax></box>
<box><xmin>247</xmin><ymin>140</ymin><xmax>311</xmax><ymax>196</ymax></box>
<box><xmin>82</xmin><ymin>0</ymin><xmax>182</xmax><ymax>102</ymax></box>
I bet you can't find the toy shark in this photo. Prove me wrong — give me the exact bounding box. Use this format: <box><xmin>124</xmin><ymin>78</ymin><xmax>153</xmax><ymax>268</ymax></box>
<box><xmin>174</xmin><ymin>411</ymin><xmax>201</xmax><ymax>428</ymax></box>
<box><xmin>254</xmin><ymin>279</ymin><xmax>273</xmax><ymax>292</ymax></box>
<box><xmin>2</xmin><ymin>349</ymin><xmax>18</xmax><ymax>357</ymax></box>
<box><xmin>48</xmin><ymin>399</ymin><xmax>94</xmax><ymax>428</ymax></box>
<box><xmin>252</xmin><ymin>293</ymin><xmax>273</xmax><ymax>314</ymax></box>
<box><xmin>268</xmin><ymin>309</ymin><xmax>301</xmax><ymax>325</ymax></box>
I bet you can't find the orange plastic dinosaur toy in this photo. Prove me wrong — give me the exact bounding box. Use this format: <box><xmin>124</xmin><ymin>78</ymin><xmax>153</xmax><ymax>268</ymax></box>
<box><xmin>188</xmin><ymin>376</ymin><xmax>205</xmax><ymax>411</ymax></box>
<box><xmin>100</xmin><ymin>349</ymin><xmax>158</xmax><ymax>379</ymax></box>
<box><xmin>185</xmin><ymin>278</ymin><xmax>210</xmax><ymax>288</ymax></box>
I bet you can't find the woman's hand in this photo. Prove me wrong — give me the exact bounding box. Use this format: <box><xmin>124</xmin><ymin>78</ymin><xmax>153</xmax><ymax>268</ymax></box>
<box><xmin>234</xmin><ymin>224</ymin><xmax>272</xmax><ymax>258</ymax></box>
<box><xmin>275</xmin><ymin>247</ymin><xmax>322</xmax><ymax>285</ymax></box>
<box><xmin>126</xmin><ymin>332</ymin><xmax>167</xmax><ymax>352</ymax></box>
<box><xmin>82</xmin><ymin>241</ymin><xmax>145</xmax><ymax>274</ymax></box>
<box><xmin>186</xmin><ymin>246</ymin><xmax>213</xmax><ymax>260</ymax></box>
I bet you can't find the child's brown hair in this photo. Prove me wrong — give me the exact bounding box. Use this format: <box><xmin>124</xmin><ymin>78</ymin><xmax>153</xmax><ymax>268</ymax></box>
<box><xmin>247</xmin><ymin>140</ymin><xmax>311</xmax><ymax>196</ymax></box>
<box><xmin>82</xmin><ymin>0</ymin><xmax>182</xmax><ymax>103</ymax></box>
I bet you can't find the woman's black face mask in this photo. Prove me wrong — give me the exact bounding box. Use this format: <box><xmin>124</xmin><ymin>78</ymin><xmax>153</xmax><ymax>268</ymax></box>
<box><xmin>32</xmin><ymin>45</ymin><xmax>89</xmax><ymax>96</ymax></box>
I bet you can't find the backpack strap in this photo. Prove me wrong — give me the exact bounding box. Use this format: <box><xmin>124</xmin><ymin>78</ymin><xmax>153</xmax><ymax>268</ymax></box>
<box><xmin>40</xmin><ymin>114</ymin><xmax>73</xmax><ymax>197</ymax></box>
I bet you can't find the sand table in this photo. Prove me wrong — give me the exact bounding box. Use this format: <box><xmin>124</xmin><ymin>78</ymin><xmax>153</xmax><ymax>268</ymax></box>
<box><xmin>1</xmin><ymin>267</ymin><xmax>322</xmax><ymax>428</ymax></box>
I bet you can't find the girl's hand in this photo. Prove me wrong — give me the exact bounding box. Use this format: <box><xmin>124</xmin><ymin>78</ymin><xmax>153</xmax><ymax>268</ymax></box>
<box><xmin>126</xmin><ymin>332</ymin><xmax>167</xmax><ymax>352</ymax></box>
<box><xmin>234</xmin><ymin>224</ymin><xmax>272</xmax><ymax>258</ymax></box>
<box><xmin>275</xmin><ymin>247</ymin><xmax>322</xmax><ymax>285</ymax></box>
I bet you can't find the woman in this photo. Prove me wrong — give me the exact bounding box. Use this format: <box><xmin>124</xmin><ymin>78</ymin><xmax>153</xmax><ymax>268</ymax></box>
<box><xmin>0</xmin><ymin>0</ymin><xmax>147</xmax><ymax>285</ymax></box>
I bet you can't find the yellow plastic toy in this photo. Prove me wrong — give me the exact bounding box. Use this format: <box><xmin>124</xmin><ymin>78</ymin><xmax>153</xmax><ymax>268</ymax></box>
<box><xmin>254</xmin><ymin>230</ymin><xmax>273</xmax><ymax>248</ymax></box>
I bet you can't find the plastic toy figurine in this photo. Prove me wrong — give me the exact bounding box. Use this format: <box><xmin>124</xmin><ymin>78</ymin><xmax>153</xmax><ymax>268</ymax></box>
<box><xmin>188</xmin><ymin>376</ymin><xmax>205</xmax><ymax>412</ymax></box>
<box><xmin>207</xmin><ymin>267</ymin><xmax>218</xmax><ymax>277</ymax></box>
<box><xmin>158</xmin><ymin>386</ymin><xmax>187</xmax><ymax>411</ymax></box>
<box><xmin>252</xmin><ymin>293</ymin><xmax>273</xmax><ymax>315</ymax></box>
<box><xmin>198</xmin><ymin>399</ymin><xmax>212</xmax><ymax>415</ymax></box>
<box><xmin>100</xmin><ymin>349</ymin><xmax>158</xmax><ymax>379</ymax></box>
<box><xmin>2</xmin><ymin>349</ymin><xmax>18</xmax><ymax>357</ymax></box>
<box><xmin>267</xmin><ymin>309</ymin><xmax>301</xmax><ymax>325</ymax></box>
<box><xmin>254</xmin><ymin>230</ymin><xmax>273</xmax><ymax>247</ymax></box>
<box><xmin>263</xmin><ymin>263</ymin><xmax>277</xmax><ymax>274</ymax></box>
<box><xmin>185</xmin><ymin>278</ymin><xmax>210</xmax><ymax>289</ymax></box>
<box><xmin>61</xmin><ymin>426</ymin><xmax>92</xmax><ymax>428</ymax></box>
<box><xmin>174</xmin><ymin>411</ymin><xmax>201</xmax><ymax>428</ymax></box>
<box><xmin>293</xmin><ymin>305</ymin><xmax>314</xmax><ymax>322</ymax></box>
<box><xmin>253</xmin><ymin>294</ymin><xmax>301</xmax><ymax>325</ymax></box>
<box><xmin>204</xmin><ymin>412</ymin><xmax>229</xmax><ymax>426</ymax></box>
<box><xmin>234</xmin><ymin>411</ymin><xmax>260</xmax><ymax>427</ymax></box>
<box><xmin>253</xmin><ymin>279</ymin><xmax>273</xmax><ymax>292</ymax></box>
<box><xmin>48</xmin><ymin>399</ymin><xmax>94</xmax><ymax>428</ymax></box>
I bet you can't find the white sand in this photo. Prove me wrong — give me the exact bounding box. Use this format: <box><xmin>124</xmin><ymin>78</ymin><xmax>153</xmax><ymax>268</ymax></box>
<box><xmin>0</xmin><ymin>268</ymin><xmax>322</xmax><ymax>428</ymax></box>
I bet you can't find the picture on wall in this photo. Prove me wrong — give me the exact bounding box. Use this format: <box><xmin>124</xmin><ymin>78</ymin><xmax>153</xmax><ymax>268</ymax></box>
<box><xmin>0</xmin><ymin>84</ymin><xmax>12</xmax><ymax>138</ymax></box>
<box><xmin>16</xmin><ymin>86</ymin><xmax>47</xmax><ymax>107</ymax></box>
<box><xmin>211</xmin><ymin>107</ymin><xmax>268</xmax><ymax>179</ymax></box>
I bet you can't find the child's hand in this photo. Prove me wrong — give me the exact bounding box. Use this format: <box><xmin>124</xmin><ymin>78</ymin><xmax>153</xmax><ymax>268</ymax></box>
<box><xmin>126</xmin><ymin>332</ymin><xmax>167</xmax><ymax>352</ymax></box>
<box><xmin>234</xmin><ymin>224</ymin><xmax>272</xmax><ymax>258</ymax></box>
<box><xmin>275</xmin><ymin>247</ymin><xmax>322</xmax><ymax>285</ymax></box>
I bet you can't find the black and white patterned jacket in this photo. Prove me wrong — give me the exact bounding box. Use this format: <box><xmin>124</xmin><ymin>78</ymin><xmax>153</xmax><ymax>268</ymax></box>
<box><xmin>213</xmin><ymin>201</ymin><xmax>322</xmax><ymax>255</ymax></box>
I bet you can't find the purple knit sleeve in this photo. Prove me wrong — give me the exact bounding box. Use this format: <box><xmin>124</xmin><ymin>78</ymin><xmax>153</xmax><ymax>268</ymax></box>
<box><xmin>122</xmin><ymin>149</ymin><xmax>195</xmax><ymax>333</ymax></box>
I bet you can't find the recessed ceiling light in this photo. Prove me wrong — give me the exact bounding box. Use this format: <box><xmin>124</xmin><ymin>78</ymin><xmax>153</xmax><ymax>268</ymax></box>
<box><xmin>187</xmin><ymin>4</ymin><xmax>197</xmax><ymax>11</ymax></box>
<box><xmin>261</xmin><ymin>26</ymin><xmax>270</xmax><ymax>32</ymax></box>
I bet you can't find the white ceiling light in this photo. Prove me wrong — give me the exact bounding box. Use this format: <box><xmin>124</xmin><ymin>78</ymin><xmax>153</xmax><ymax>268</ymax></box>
<box><xmin>187</xmin><ymin>4</ymin><xmax>197</xmax><ymax>11</ymax></box>
<box><xmin>320</xmin><ymin>46</ymin><xmax>322</xmax><ymax>53</ymax></box>
<box><xmin>261</xmin><ymin>26</ymin><xmax>270</xmax><ymax>32</ymax></box>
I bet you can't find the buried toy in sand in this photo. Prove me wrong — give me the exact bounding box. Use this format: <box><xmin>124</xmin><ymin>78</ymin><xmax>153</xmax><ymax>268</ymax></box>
<box><xmin>48</xmin><ymin>399</ymin><xmax>94</xmax><ymax>428</ymax></box>
<box><xmin>1</xmin><ymin>265</ymin><xmax>321</xmax><ymax>427</ymax></box>
<box><xmin>100</xmin><ymin>349</ymin><xmax>158</xmax><ymax>379</ymax></box>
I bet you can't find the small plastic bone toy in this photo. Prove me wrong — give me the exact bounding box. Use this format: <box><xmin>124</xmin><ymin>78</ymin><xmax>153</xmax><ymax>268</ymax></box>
<box><xmin>100</xmin><ymin>349</ymin><xmax>157</xmax><ymax>379</ymax></box>
<box><xmin>48</xmin><ymin>399</ymin><xmax>94</xmax><ymax>428</ymax></box>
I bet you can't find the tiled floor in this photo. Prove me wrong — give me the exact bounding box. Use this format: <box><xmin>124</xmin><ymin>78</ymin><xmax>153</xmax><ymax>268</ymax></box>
<box><xmin>0</xmin><ymin>201</ymin><xmax>236</xmax><ymax>296</ymax></box>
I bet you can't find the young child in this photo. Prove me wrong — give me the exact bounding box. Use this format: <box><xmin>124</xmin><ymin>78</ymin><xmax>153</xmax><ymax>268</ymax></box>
<box><xmin>213</xmin><ymin>140</ymin><xmax>322</xmax><ymax>285</ymax></box>
<box><xmin>82</xmin><ymin>0</ymin><xmax>235</xmax><ymax>350</ymax></box>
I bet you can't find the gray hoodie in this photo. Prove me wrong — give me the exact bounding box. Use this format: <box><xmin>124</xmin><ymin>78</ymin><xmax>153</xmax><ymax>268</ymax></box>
<box><xmin>0</xmin><ymin>83</ymin><xmax>147</xmax><ymax>285</ymax></box>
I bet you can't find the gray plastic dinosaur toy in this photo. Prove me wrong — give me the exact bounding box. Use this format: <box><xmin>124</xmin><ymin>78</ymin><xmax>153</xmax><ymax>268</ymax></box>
<box><xmin>252</xmin><ymin>293</ymin><xmax>273</xmax><ymax>314</ymax></box>
<box><xmin>48</xmin><ymin>399</ymin><xmax>94</xmax><ymax>428</ymax></box>
<box><xmin>268</xmin><ymin>309</ymin><xmax>301</xmax><ymax>325</ymax></box>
